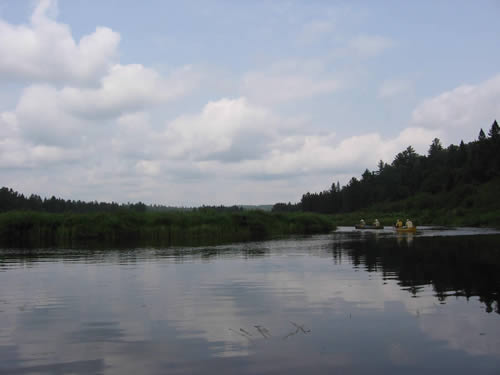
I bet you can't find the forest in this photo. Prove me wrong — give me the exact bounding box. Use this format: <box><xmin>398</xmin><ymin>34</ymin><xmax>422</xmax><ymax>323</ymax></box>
<box><xmin>274</xmin><ymin>121</ymin><xmax>500</xmax><ymax>225</ymax></box>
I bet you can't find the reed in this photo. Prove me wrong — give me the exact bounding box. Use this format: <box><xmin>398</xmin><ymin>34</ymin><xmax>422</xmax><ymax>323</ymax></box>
<box><xmin>0</xmin><ymin>210</ymin><xmax>336</xmax><ymax>248</ymax></box>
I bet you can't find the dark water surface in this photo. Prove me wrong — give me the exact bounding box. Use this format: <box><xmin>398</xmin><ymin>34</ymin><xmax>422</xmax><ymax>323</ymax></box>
<box><xmin>1</xmin><ymin>227</ymin><xmax>500</xmax><ymax>374</ymax></box>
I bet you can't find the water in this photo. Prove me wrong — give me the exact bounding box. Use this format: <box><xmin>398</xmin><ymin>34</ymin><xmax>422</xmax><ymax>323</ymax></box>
<box><xmin>1</xmin><ymin>227</ymin><xmax>499</xmax><ymax>374</ymax></box>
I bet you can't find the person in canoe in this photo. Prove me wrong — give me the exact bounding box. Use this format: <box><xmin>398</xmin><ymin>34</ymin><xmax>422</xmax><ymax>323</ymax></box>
<box><xmin>395</xmin><ymin>218</ymin><xmax>416</xmax><ymax>232</ymax></box>
<box><xmin>373</xmin><ymin>218</ymin><xmax>380</xmax><ymax>227</ymax></box>
<box><xmin>395</xmin><ymin>219</ymin><xmax>403</xmax><ymax>228</ymax></box>
<box><xmin>355</xmin><ymin>219</ymin><xmax>366</xmax><ymax>229</ymax></box>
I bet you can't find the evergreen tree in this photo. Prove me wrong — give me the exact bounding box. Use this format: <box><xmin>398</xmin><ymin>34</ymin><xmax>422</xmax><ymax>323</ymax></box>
<box><xmin>377</xmin><ymin>160</ymin><xmax>385</xmax><ymax>174</ymax></box>
<box><xmin>478</xmin><ymin>129</ymin><xmax>486</xmax><ymax>141</ymax></box>
<box><xmin>488</xmin><ymin>120</ymin><xmax>499</xmax><ymax>139</ymax></box>
<box><xmin>428</xmin><ymin>138</ymin><xmax>443</xmax><ymax>156</ymax></box>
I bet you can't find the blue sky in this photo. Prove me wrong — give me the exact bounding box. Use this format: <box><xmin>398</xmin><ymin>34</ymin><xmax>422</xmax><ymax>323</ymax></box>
<box><xmin>0</xmin><ymin>0</ymin><xmax>499</xmax><ymax>205</ymax></box>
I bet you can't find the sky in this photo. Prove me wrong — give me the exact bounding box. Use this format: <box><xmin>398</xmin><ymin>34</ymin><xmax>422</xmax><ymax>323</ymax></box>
<box><xmin>0</xmin><ymin>0</ymin><xmax>499</xmax><ymax>205</ymax></box>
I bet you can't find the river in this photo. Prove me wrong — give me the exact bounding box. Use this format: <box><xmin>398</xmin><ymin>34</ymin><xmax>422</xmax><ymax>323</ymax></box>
<box><xmin>1</xmin><ymin>227</ymin><xmax>499</xmax><ymax>374</ymax></box>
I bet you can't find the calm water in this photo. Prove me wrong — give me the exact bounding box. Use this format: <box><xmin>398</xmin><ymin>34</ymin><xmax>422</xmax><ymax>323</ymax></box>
<box><xmin>1</xmin><ymin>227</ymin><xmax>500</xmax><ymax>374</ymax></box>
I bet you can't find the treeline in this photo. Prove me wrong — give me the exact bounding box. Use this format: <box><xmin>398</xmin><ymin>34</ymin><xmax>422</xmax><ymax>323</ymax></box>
<box><xmin>0</xmin><ymin>189</ymin><xmax>259</xmax><ymax>214</ymax></box>
<box><xmin>0</xmin><ymin>188</ymin><xmax>151</xmax><ymax>213</ymax></box>
<box><xmin>274</xmin><ymin>121</ymin><xmax>500</xmax><ymax>215</ymax></box>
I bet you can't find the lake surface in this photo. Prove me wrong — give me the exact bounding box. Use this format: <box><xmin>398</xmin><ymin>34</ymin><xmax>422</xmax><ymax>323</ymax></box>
<box><xmin>1</xmin><ymin>227</ymin><xmax>500</xmax><ymax>374</ymax></box>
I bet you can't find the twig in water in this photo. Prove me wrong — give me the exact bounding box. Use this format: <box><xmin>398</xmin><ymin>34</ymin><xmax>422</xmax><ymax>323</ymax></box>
<box><xmin>254</xmin><ymin>325</ymin><xmax>272</xmax><ymax>339</ymax></box>
<box><xmin>283</xmin><ymin>327</ymin><xmax>299</xmax><ymax>340</ymax></box>
<box><xmin>229</xmin><ymin>328</ymin><xmax>253</xmax><ymax>343</ymax></box>
<box><xmin>290</xmin><ymin>321</ymin><xmax>311</xmax><ymax>334</ymax></box>
<box><xmin>240</xmin><ymin>328</ymin><xmax>252</xmax><ymax>336</ymax></box>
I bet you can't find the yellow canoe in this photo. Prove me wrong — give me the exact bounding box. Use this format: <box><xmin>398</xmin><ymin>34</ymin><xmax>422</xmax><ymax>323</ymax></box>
<box><xmin>395</xmin><ymin>226</ymin><xmax>416</xmax><ymax>233</ymax></box>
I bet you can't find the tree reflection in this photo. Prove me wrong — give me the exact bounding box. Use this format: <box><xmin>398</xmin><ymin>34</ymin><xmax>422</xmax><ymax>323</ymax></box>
<box><xmin>332</xmin><ymin>234</ymin><xmax>500</xmax><ymax>313</ymax></box>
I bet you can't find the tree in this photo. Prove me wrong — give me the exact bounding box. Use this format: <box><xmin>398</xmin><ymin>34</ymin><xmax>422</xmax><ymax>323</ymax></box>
<box><xmin>478</xmin><ymin>128</ymin><xmax>486</xmax><ymax>141</ymax></box>
<box><xmin>488</xmin><ymin>120</ymin><xmax>499</xmax><ymax>139</ymax></box>
<box><xmin>361</xmin><ymin>169</ymin><xmax>372</xmax><ymax>181</ymax></box>
<box><xmin>428</xmin><ymin>138</ymin><xmax>443</xmax><ymax>156</ymax></box>
<box><xmin>377</xmin><ymin>160</ymin><xmax>385</xmax><ymax>174</ymax></box>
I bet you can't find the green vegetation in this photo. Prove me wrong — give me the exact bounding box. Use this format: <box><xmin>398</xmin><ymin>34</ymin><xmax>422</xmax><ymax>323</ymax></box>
<box><xmin>329</xmin><ymin>178</ymin><xmax>500</xmax><ymax>227</ymax></box>
<box><xmin>0</xmin><ymin>210</ymin><xmax>335</xmax><ymax>248</ymax></box>
<box><xmin>274</xmin><ymin>121</ymin><xmax>500</xmax><ymax>227</ymax></box>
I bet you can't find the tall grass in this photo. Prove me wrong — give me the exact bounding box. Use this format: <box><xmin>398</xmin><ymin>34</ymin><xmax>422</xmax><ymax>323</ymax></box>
<box><xmin>0</xmin><ymin>210</ymin><xmax>336</xmax><ymax>248</ymax></box>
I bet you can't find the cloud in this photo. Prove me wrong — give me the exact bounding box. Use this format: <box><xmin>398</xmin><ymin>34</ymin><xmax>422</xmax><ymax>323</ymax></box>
<box><xmin>242</xmin><ymin>59</ymin><xmax>341</xmax><ymax>104</ymax></box>
<box><xmin>412</xmin><ymin>74</ymin><xmax>500</xmax><ymax>131</ymax></box>
<box><xmin>297</xmin><ymin>20</ymin><xmax>334</xmax><ymax>44</ymax></box>
<box><xmin>378</xmin><ymin>79</ymin><xmax>413</xmax><ymax>99</ymax></box>
<box><xmin>0</xmin><ymin>0</ymin><xmax>120</xmax><ymax>84</ymax></box>
<box><xmin>348</xmin><ymin>35</ymin><xmax>393</xmax><ymax>57</ymax></box>
<box><xmin>162</xmin><ymin>97</ymin><xmax>287</xmax><ymax>161</ymax></box>
<box><xmin>61</xmin><ymin>64</ymin><xmax>198</xmax><ymax>119</ymax></box>
<box><xmin>1</xmin><ymin>86</ymin><xmax>441</xmax><ymax>202</ymax></box>
<box><xmin>0</xmin><ymin>111</ymin><xmax>80</xmax><ymax>168</ymax></box>
<box><xmin>4</xmin><ymin>62</ymin><xmax>198</xmax><ymax>148</ymax></box>
<box><xmin>0</xmin><ymin>1</ymin><xmax>461</xmax><ymax>204</ymax></box>
<box><xmin>195</xmin><ymin>126</ymin><xmax>440</xmax><ymax>181</ymax></box>
<box><xmin>111</xmin><ymin>112</ymin><xmax>155</xmax><ymax>159</ymax></box>
<box><xmin>135</xmin><ymin>160</ymin><xmax>161</xmax><ymax>177</ymax></box>
<box><xmin>14</xmin><ymin>85</ymin><xmax>87</xmax><ymax>146</ymax></box>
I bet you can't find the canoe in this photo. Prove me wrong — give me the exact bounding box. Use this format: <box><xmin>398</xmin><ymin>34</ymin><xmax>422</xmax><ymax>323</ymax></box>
<box><xmin>355</xmin><ymin>224</ymin><xmax>385</xmax><ymax>230</ymax></box>
<box><xmin>395</xmin><ymin>226</ymin><xmax>416</xmax><ymax>233</ymax></box>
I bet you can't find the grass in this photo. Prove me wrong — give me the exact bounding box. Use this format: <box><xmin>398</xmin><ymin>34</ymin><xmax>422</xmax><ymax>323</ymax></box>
<box><xmin>0</xmin><ymin>210</ymin><xmax>336</xmax><ymax>248</ymax></box>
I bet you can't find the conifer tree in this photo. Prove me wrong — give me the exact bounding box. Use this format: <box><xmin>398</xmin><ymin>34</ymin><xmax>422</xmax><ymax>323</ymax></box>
<box><xmin>488</xmin><ymin>120</ymin><xmax>499</xmax><ymax>139</ymax></box>
<box><xmin>478</xmin><ymin>129</ymin><xmax>486</xmax><ymax>141</ymax></box>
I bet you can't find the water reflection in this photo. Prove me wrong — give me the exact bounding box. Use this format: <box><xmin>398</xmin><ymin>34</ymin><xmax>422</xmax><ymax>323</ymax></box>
<box><xmin>0</xmin><ymin>229</ymin><xmax>499</xmax><ymax>374</ymax></box>
<box><xmin>333</xmin><ymin>232</ymin><xmax>500</xmax><ymax>313</ymax></box>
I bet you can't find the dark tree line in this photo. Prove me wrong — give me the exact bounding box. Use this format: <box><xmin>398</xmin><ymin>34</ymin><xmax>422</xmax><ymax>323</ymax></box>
<box><xmin>274</xmin><ymin>121</ymin><xmax>500</xmax><ymax>214</ymax></box>
<box><xmin>0</xmin><ymin>188</ymin><xmax>149</xmax><ymax>213</ymax></box>
<box><xmin>0</xmin><ymin>190</ymin><xmax>247</xmax><ymax>215</ymax></box>
<box><xmin>195</xmin><ymin>205</ymin><xmax>244</xmax><ymax>213</ymax></box>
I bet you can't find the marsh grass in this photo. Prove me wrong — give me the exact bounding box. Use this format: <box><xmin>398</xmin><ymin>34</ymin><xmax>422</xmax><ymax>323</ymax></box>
<box><xmin>0</xmin><ymin>210</ymin><xmax>335</xmax><ymax>248</ymax></box>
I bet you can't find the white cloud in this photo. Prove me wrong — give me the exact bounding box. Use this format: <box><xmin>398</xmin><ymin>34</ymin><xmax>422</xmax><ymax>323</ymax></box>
<box><xmin>297</xmin><ymin>20</ymin><xmax>334</xmax><ymax>44</ymax></box>
<box><xmin>378</xmin><ymin>79</ymin><xmax>413</xmax><ymax>99</ymax></box>
<box><xmin>61</xmin><ymin>64</ymin><xmax>197</xmax><ymax>119</ymax></box>
<box><xmin>412</xmin><ymin>74</ymin><xmax>500</xmax><ymax>132</ymax></box>
<box><xmin>348</xmin><ymin>35</ymin><xmax>393</xmax><ymax>57</ymax></box>
<box><xmin>4</xmin><ymin>62</ymin><xmax>198</xmax><ymax>148</ymax></box>
<box><xmin>0</xmin><ymin>1</ymin><xmax>469</xmax><ymax>205</ymax></box>
<box><xmin>0</xmin><ymin>127</ymin><xmax>81</xmax><ymax>169</ymax></box>
<box><xmin>162</xmin><ymin>97</ymin><xmax>287</xmax><ymax>161</ymax></box>
<box><xmin>135</xmin><ymin>160</ymin><xmax>161</xmax><ymax>176</ymax></box>
<box><xmin>14</xmin><ymin>84</ymin><xmax>86</xmax><ymax>146</ymax></box>
<box><xmin>196</xmin><ymin>126</ymin><xmax>440</xmax><ymax>180</ymax></box>
<box><xmin>0</xmin><ymin>0</ymin><xmax>120</xmax><ymax>84</ymax></box>
<box><xmin>111</xmin><ymin>112</ymin><xmax>155</xmax><ymax>158</ymax></box>
<box><xmin>242</xmin><ymin>59</ymin><xmax>340</xmax><ymax>104</ymax></box>
<box><xmin>0</xmin><ymin>105</ymin><xmax>82</xmax><ymax>169</ymax></box>
<box><xmin>0</xmin><ymin>111</ymin><xmax>18</xmax><ymax>138</ymax></box>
